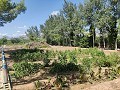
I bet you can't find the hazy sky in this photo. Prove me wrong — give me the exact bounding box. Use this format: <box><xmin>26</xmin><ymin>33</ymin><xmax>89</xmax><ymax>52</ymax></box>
<box><xmin>0</xmin><ymin>0</ymin><xmax>83</xmax><ymax>38</ymax></box>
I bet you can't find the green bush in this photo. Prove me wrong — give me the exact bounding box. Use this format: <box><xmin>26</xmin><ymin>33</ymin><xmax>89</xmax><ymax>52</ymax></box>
<box><xmin>89</xmin><ymin>48</ymin><xmax>105</xmax><ymax>57</ymax></box>
<box><xmin>50</xmin><ymin>63</ymin><xmax>65</xmax><ymax>74</ymax></box>
<box><xmin>66</xmin><ymin>63</ymin><xmax>79</xmax><ymax>71</ymax></box>
<box><xmin>10</xmin><ymin>49</ymin><xmax>57</xmax><ymax>63</ymax></box>
<box><xmin>68</xmin><ymin>51</ymin><xmax>77</xmax><ymax>64</ymax></box>
<box><xmin>95</xmin><ymin>54</ymin><xmax>118</xmax><ymax>67</ymax></box>
<box><xmin>13</xmin><ymin>61</ymin><xmax>42</xmax><ymax>78</ymax></box>
<box><xmin>50</xmin><ymin>62</ymin><xmax>79</xmax><ymax>74</ymax></box>
<box><xmin>81</xmin><ymin>58</ymin><xmax>92</xmax><ymax>70</ymax></box>
<box><xmin>42</xmin><ymin>51</ymin><xmax>50</xmax><ymax>66</ymax></box>
<box><xmin>10</xmin><ymin>49</ymin><xmax>44</xmax><ymax>62</ymax></box>
<box><xmin>58</xmin><ymin>51</ymin><xmax>67</xmax><ymax>65</ymax></box>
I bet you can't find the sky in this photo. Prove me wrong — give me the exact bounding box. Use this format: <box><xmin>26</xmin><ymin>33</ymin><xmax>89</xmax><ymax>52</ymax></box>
<box><xmin>0</xmin><ymin>0</ymin><xmax>83</xmax><ymax>38</ymax></box>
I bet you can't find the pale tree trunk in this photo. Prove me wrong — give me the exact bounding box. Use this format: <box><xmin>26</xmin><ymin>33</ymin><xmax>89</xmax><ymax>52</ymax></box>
<box><xmin>93</xmin><ymin>34</ymin><xmax>94</xmax><ymax>47</ymax></box>
<box><xmin>115</xmin><ymin>38</ymin><xmax>117</xmax><ymax>50</ymax></box>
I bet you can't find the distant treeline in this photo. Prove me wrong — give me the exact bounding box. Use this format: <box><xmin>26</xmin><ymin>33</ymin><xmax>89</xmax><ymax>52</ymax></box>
<box><xmin>38</xmin><ymin>0</ymin><xmax>120</xmax><ymax>49</ymax></box>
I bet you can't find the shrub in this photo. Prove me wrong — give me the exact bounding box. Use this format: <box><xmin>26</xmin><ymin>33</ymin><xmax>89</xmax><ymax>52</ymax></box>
<box><xmin>81</xmin><ymin>58</ymin><xmax>93</xmax><ymax>71</ymax></box>
<box><xmin>10</xmin><ymin>49</ymin><xmax>44</xmax><ymax>62</ymax></box>
<box><xmin>66</xmin><ymin>63</ymin><xmax>79</xmax><ymax>71</ymax></box>
<box><xmin>58</xmin><ymin>51</ymin><xmax>67</xmax><ymax>65</ymax></box>
<box><xmin>13</xmin><ymin>61</ymin><xmax>42</xmax><ymax>78</ymax></box>
<box><xmin>68</xmin><ymin>51</ymin><xmax>77</xmax><ymax>64</ymax></box>
<box><xmin>50</xmin><ymin>63</ymin><xmax>64</xmax><ymax>74</ymax></box>
<box><xmin>49</xmin><ymin>63</ymin><xmax>79</xmax><ymax>74</ymax></box>
<box><xmin>43</xmin><ymin>51</ymin><xmax>50</xmax><ymax>66</ymax></box>
<box><xmin>89</xmin><ymin>48</ymin><xmax>105</xmax><ymax>57</ymax></box>
<box><xmin>95</xmin><ymin>54</ymin><xmax>118</xmax><ymax>67</ymax></box>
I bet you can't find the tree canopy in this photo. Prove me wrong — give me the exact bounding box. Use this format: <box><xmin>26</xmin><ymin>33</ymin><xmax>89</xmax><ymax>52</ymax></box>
<box><xmin>0</xmin><ymin>0</ymin><xmax>26</xmax><ymax>26</ymax></box>
<box><xmin>25</xmin><ymin>26</ymin><xmax>40</xmax><ymax>41</ymax></box>
<box><xmin>39</xmin><ymin>0</ymin><xmax>120</xmax><ymax>49</ymax></box>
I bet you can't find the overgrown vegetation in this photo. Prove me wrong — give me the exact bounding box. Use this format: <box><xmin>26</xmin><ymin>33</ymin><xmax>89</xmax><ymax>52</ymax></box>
<box><xmin>10</xmin><ymin>48</ymin><xmax>120</xmax><ymax>81</ymax></box>
<box><xmin>12</xmin><ymin>61</ymin><xmax>42</xmax><ymax>78</ymax></box>
<box><xmin>8</xmin><ymin>46</ymin><xmax>120</xmax><ymax>90</ymax></box>
<box><xmin>50</xmin><ymin>62</ymin><xmax>79</xmax><ymax>74</ymax></box>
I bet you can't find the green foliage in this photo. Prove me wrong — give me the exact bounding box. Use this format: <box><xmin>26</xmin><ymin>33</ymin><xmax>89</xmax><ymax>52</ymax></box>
<box><xmin>58</xmin><ymin>51</ymin><xmax>67</xmax><ymax>65</ymax></box>
<box><xmin>95</xmin><ymin>53</ymin><xmax>119</xmax><ymax>67</ymax></box>
<box><xmin>10</xmin><ymin>38</ymin><xmax>21</xmax><ymax>44</ymax></box>
<box><xmin>50</xmin><ymin>62</ymin><xmax>79</xmax><ymax>74</ymax></box>
<box><xmin>42</xmin><ymin>51</ymin><xmax>50</xmax><ymax>66</ymax></box>
<box><xmin>0</xmin><ymin>36</ymin><xmax>29</xmax><ymax>45</ymax></box>
<box><xmin>67</xmin><ymin>50</ymin><xmax>77</xmax><ymax>64</ymax></box>
<box><xmin>79</xmin><ymin>48</ymin><xmax>119</xmax><ymax>68</ymax></box>
<box><xmin>0</xmin><ymin>36</ymin><xmax>8</xmax><ymax>45</ymax></box>
<box><xmin>81</xmin><ymin>58</ymin><xmax>92</xmax><ymax>72</ymax></box>
<box><xmin>0</xmin><ymin>0</ymin><xmax>26</xmax><ymax>26</ymax></box>
<box><xmin>50</xmin><ymin>63</ymin><xmax>64</xmax><ymax>74</ymax></box>
<box><xmin>66</xmin><ymin>63</ymin><xmax>79</xmax><ymax>71</ymax></box>
<box><xmin>13</xmin><ymin>61</ymin><xmax>41</xmax><ymax>78</ymax></box>
<box><xmin>89</xmin><ymin>48</ymin><xmax>105</xmax><ymax>57</ymax></box>
<box><xmin>10</xmin><ymin>47</ymin><xmax>120</xmax><ymax>82</ymax></box>
<box><xmin>39</xmin><ymin>0</ymin><xmax>120</xmax><ymax>49</ymax></box>
<box><xmin>25</xmin><ymin>26</ymin><xmax>40</xmax><ymax>41</ymax></box>
<box><xmin>10</xmin><ymin>37</ymin><xmax>27</xmax><ymax>44</ymax></box>
<box><xmin>10</xmin><ymin>49</ymin><xmax>57</xmax><ymax>67</ymax></box>
<box><xmin>40</xmin><ymin>0</ymin><xmax>86</xmax><ymax>47</ymax></box>
<box><xmin>10</xmin><ymin>49</ymin><xmax>44</xmax><ymax>62</ymax></box>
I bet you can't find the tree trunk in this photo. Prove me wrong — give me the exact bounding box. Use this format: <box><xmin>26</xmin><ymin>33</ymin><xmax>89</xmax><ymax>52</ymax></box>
<box><xmin>115</xmin><ymin>38</ymin><xmax>117</xmax><ymax>50</ymax></box>
<box><xmin>89</xmin><ymin>24</ymin><xmax>95</xmax><ymax>47</ymax></box>
<box><xmin>108</xmin><ymin>31</ymin><xmax>118</xmax><ymax>50</ymax></box>
<box><xmin>108</xmin><ymin>17</ymin><xmax>118</xmax><ymax>50</ymax></box>
<box><xmin>93</xmin><ymin>32</ymin><xmax>94</xmax><ymax>47</ymax></box>
<box><xmin>103</xmin><ymin>38</ymin><xmax>105</xmax><ymax>49</ymax></box>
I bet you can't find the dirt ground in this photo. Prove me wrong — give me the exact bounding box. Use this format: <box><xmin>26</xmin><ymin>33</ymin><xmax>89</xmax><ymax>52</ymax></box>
<box><xmin>2</xmin><ymin>46</ymin><xmax>120</xmax><ymax>90</ymax></box>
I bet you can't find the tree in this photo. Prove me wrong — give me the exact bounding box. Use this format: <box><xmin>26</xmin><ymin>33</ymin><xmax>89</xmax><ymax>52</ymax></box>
<box><xmin>0</xmin><ymin>36</ymin><xmax>8</xmax><ymax>45</ymax></box>
<box><xmin>95</xmin><ymin>0</ymin><xmax>120</xmax><ymax>49</ymax></box>
<box><xmin>0</xmin><ymin>0</ymin><xmax>26</xmax><ymax>26</ymax></box>
<box><xmin>40</xmin><ymin>0</ymin><xmax>87</xmax><ymax>47</ymax></box>
<box><xmin>10</xmin><ymin>37</ymin><xmax>21</xmax><ymax>44</ymax></box>
<box><xmin>40</xmin><ymin>0</ymin><xmax>120</xmax><ymax>49</ymax></box>
<box><xmin>62</xmin><ymin>0</ymin><xmax>77</xmax><ymax>46</ymax></box>
<box><xmin>40</xmin><ymin>14</ymin><xmax>66</xmax><ymax>45</ymax></box>
<box><xmin>25</xmin><ymin>26</ymin><xmax>40</xmax><ymax>41</ymax></box>
<box><xmin>82</xmin><ymin>0</ymin><xmax>104</xmax><ymax>47</ymax></box>
<box><xmin>107</xmin><ymin>0</ymin><xmax>120</xmax><ymax>49</ymax></box>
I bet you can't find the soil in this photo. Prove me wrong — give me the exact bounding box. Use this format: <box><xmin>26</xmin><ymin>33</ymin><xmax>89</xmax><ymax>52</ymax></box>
<box><xmin>1</xmin><ymin>45</ymin><xmax>120</xmax><ymax>90</ymax></box>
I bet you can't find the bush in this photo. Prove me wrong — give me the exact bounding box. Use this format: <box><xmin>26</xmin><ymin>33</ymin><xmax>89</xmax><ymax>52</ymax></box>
<box><xmin>58</xmin><ymin>51</ymin><xmax>67</xmax><ymax>65</ymax></box>
<box><xmin>66</xmin><ymin>63</ymin><xmax>79</xmax><ymax>71</ymax></box>
<box><xmin>50</xmin><ymin>63</ymin><xmax>64</xmax><ymax>74</ymax></box>
<box><xmin>67</xmin><ymin>51</ymin><xmax>77</xmax><ymax>64</ymax></box>
<box><xmin>81</xmin><ymin>58</ymin><xmax>93</xmax><ymax>71</ymax></box>
<box><xmin>43</xmin><ymin>51</ymin><xmax>50</xmax><ymax>66</ymax></box>
<box><xmin>95</xmin><ymin>54</ymin><xmax>118</xmax><ymax>67</ymax></box>
<box><xmin>89</xmin><ymin>48</ymin><xmax>105</xmax><ymax>57</ymax></box>
<box><xmin>49</xmin><ymin>62</ymin><xmax>79</xmax><ymax>74</ymax></box>
<box><xmin>13</xmin><ymin>61</ymin><xmax>42</xmax><ymax>78</ymax></box>
<box><xmin>10</xmin><ymin>49</ymin><xmax>44</xmax><ymax>62</ymax></box>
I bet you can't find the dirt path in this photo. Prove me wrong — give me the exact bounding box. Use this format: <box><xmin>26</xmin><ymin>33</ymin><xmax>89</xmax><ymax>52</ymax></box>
<box><xmin>70</xmin><ymin>78</ymin><xmax>120</xmax><ymax>90</ymax></box>
<box><xmin>83</xmin><ymin>78</ymin><xmax>120</xmax><ymax>90</ymax></box>
<box><xmin>13</xmin><ymin>77</ymin><xmax>120</xmax><ymax>90</ymax></box>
